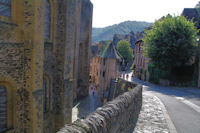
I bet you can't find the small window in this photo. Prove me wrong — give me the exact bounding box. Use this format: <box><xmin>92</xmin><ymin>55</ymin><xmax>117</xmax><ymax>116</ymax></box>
<box><xmin>44</xmin><ymin>0</ymin><xmax>51</xmax><ymax>40</ymax></box>
<box><xmin>43</xmin><ymin>77</ymin><xmax>50</xmax><ymax>112</ymax></box>
<box><xmin>0</xmin><ymin>86</ymin><xmax>7</xmax><ymax>131</ymax></box>
<box><xmin>103</xmin><ymin>71</ymin><xmax>105</xmax><ymax>77</ymax></box>
<box><xmin>0</xmin><ymin>0</ymin><xmax>11</xmax><ymax>17</ymax></box>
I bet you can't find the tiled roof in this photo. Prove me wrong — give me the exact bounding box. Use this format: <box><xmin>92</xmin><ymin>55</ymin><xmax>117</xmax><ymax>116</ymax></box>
<box><xmin>100</xmin><ymin>43</ymin><xmax>122</xmax><ymax>61</ymax></box>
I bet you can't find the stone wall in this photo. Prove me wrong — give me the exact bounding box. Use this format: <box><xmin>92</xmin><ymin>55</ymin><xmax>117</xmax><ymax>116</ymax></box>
<box><xmin>58</xmin><ymin>83</ymin><xmax>142</xmax><ymax>133</ymax></box>
<box><xmin>0</xmin><ymin>0</ymin><xmax>93</xmax><ymax>133</ymax></box>
<box><xmin>113</xmin><ymin>78</ymin><xmax>137</xmax><ymax>98</ymax></box>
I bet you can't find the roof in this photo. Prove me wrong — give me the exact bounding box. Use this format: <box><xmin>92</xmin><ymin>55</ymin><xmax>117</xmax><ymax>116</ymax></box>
<box><xmin>90</xmin><ymin>45</ymin><xmax>99</xmax><ymax>57</ymax></box>
<box><xmin>182</xmin><ymin>8</ymin><xmax>200</xmax><ymax>28</ymax></box>
<box><xmin>135</xmin><ymin>40</ymin><xmax>143</xmax><ymax>45</ymax></box>
<box><xmin>100</xmin><ymin>43</ymin><xmax>122</xmax><ymax>61</ymax></box>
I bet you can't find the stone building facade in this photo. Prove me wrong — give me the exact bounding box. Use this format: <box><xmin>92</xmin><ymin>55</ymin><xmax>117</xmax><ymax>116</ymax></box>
<box><xmin>182</xmin><ymin>8</ymin><xmax>200</xmax><ymax>87</ymax></box>
<box><xmin>0</xmin><ymin>0</ymin><xmax>92</xmax><ymax>133</ymax></box>
<box><xmin>134</xmin><ymin>40</ymin><xmax>149</xmax><ymax>81</ymax></box>
<box><xmin>90</xmin><ymin>42</ymin><xmax>123</xmax><ymax>103</ymax></box>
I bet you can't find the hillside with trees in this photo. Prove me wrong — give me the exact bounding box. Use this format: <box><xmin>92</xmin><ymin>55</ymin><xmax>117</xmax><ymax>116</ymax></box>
<box><xmin>92</xmin><ymin>21</ymin><xmax>152</xmax><ymax>42</ymax></box>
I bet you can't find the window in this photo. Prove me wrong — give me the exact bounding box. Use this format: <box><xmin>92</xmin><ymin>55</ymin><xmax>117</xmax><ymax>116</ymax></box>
<box><xmin>0</xmin><ymin>0</ymin><xmax>11</xmax><ymax>17</ymax></box>
<box><xmin>44</xmin><ymin>0</ymin><xmax>51</xmax><ymax>40</ymax></box>
<box><xmin>0</xmin><ymin>86</ymin><xmax>7</xmax><ymax>131</ymax></box>
<box><xmin>43</xmin><ymin>77</ymin><xmax>50</xmax><ymax>112</ymax></box>
<box><xmin>103</xmin><ymin>71</ymin><xmax>105</xmax><ymax>77</ymax></box>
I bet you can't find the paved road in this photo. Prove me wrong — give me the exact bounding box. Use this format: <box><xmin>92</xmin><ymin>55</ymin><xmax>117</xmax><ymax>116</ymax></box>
<box><xmin>126</xmin><ymin>71</ymin><xmax>200</xmax><ymax>133</ymax></box>
<box><xmin>134</xmin><ymin>92</ymin><xmax>170</xmax><ymax>133</ymax></box>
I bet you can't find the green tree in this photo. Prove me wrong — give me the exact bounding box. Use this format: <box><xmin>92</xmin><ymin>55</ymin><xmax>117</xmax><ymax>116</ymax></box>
<box><xmin>117</xmin><ymin>40</ymin><xmax>133</xmax><ymax>62</ymax></box>
<box><xmin>143</xmin><ymin>15</ymin><xmax>198</xmax><ymax>71</ymax></box>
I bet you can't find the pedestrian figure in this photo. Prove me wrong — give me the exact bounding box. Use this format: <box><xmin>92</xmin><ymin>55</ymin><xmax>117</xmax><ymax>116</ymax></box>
<box><xmin>126</xmin><ymin>74</ymin><xmax>129</xmax><ymax>80</ymax></box>
<box><xmin>131</xmin><ymin>74</ymin><xmax>134</xmax><ymax>81</ymax></box>
<box><xmin>92</xmin><ymin>89</ymin><xmax>95</xmax><ymax>96</ymax></box>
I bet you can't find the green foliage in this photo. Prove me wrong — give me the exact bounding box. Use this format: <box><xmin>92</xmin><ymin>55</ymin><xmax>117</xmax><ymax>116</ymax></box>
<box><xmin>143</xmin><ymin>15</ymin><xmax>198</xmax><ymax>70</ymax></box>
<box><xmin>148</xmin><ymin>64</ymin><xmax>169</xmax><ymax>84</ymax></box>
<box><xmin>92</xmin><ymin>21</ymin><xmax>152</xmax><ymax>42</ymax></box>
<box><xmin>130</xmin><ymin>62</ymin><xmax>135</xmax><ymax>70</ymax></box>
<box><xmin>117</xmin><ymin>40</ymin><xmax>134</xmax><ymax>62</ymax></box>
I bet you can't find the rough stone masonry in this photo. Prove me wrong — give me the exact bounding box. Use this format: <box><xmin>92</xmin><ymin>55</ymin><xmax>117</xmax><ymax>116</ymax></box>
<box><xmin>58</xmin><ymin>84</ymin><xmax>142</xmax><ymax>133</ymax></box>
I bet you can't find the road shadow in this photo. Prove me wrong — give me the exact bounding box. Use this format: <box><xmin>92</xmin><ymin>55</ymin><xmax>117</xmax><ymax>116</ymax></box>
<box><xmin>133</xmin><ymin>77</ymin><xmax>200</xmax><ymax>100</ymax></box>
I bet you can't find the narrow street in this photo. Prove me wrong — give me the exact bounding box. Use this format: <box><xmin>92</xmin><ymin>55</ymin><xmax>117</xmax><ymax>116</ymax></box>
<box><xmin>125</xmin><ymin>71</ymin><xmax>200</xmax><ymax>133</ymax></box>
<box><xmin>72</xmin><ymin>88</ymin><xmax>102</xmax><ymax>122</ymax></box>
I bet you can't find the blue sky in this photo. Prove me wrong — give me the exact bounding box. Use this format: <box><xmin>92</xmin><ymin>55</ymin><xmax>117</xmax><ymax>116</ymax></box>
<box><xmin>90</xmin><ymin>0</ymin><xmax>199</xmax><ymax>28</ymax></box>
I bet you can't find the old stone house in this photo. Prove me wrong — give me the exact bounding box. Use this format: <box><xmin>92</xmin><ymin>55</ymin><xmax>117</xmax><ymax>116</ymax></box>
<box><xmin>0</xmin><ymin>0</ymin><xmax>92</xmax><ymax>133</ymax></box>
<box><xmin>90</xmin><ymin>42</ymin><xmax>123</xmax><ymax>103</ymax></box>
<box><xmin>182</xmin><ymin>8</ymin><xmax>200</xmax><ymax>87</ymax></box>
<box><xmin>134</xmin><ymin>40</ymin><xmax>150</xmax><ymax>81</ymax></box>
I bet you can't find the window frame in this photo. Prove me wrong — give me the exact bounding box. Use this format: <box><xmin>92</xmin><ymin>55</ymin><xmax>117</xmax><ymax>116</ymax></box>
<box><xmin>0</xmin><ymin>81</ymin><xmax>15</xmax><ymax>133</ymax></box>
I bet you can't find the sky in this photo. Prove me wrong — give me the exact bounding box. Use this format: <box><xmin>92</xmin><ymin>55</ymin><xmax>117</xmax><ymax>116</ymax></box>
<box><xmin>90</xmin><ymin>0</ymin><xmax>200</xmax><ymax>28</ymax></box>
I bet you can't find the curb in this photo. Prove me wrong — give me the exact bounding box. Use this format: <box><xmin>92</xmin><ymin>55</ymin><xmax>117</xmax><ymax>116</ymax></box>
<box><xmin>150</xmin><ymin>93</ymin><xmax>178</xmax><ymax>133</ymax></box>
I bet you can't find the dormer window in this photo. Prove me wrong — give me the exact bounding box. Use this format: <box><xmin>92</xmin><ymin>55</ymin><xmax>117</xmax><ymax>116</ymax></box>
<box><xmin>0</xmin><ymin>0</ymin><xmax>11</xmax><ymax>17</ymax></box>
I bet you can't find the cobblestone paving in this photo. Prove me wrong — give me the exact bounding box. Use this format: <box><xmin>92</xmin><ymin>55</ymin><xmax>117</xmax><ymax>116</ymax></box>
<box><xmin>134</xmin><ymin>92</ymin><xmax>170</xmax><ymax>133</ymax></box>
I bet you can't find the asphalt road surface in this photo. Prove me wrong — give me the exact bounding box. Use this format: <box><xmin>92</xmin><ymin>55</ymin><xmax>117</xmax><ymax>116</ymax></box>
<box><xmin>125</xmin><ymin>71</ymin><xmax>200</xmax><ymax>133</ymax></box>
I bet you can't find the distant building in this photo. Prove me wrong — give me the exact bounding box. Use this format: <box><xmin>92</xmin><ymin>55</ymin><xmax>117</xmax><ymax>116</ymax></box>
<box><xmin>182</xmin><ymin>8</ymin><xmax>200</xmax><ymax>29</ymax></box>
<box><xmin>90</xmin><ymin>42</ymin><xmax>123</xmax><ymax>103</ymax></box>
<box><xmin>134</xmin><ymin>40</ymin><xmax>149</xmax><ymax>81</ymax></box>
<box><xmin>112</xmin><ymin>31</ymin><xmax>143</xmax><ymax>49</ymax></box>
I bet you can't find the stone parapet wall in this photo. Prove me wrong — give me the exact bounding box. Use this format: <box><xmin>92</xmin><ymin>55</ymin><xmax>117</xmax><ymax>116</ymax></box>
<box><xmin>114</xmin><ymin>78</ymin><xmax>137</xmax><ymax>98</ymax></box>
<box><xmin>58</xmin><ymin>84</ymin><xmax>142</xmax><ymax>133</ymax></box>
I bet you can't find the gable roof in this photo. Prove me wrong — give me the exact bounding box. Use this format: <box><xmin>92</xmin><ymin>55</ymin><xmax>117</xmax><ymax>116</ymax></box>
<box><xmin>182</xmin><ymin>8</ymin><xmax>200</xmax><ymax>28</ymax></box>
<box><xmin>99</xmin><ymin>43</ymin><xmax>123</xmax><ymax>61</ymax></box>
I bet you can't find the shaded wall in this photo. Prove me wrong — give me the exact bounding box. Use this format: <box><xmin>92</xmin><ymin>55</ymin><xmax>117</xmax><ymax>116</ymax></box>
<box><xmin>77</xmin><ymin>0</ymin><xmax>93</xmax><ymax>98</ymax></box>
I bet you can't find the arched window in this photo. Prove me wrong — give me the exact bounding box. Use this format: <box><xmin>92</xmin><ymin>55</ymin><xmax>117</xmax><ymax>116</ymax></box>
<box><xmin>43</xmin><ymin>77</ymin><xmax>50</xmax><ymax>112</ymax></box>
<box><xmin>44</xmin><ymin>0</ymin><xmax>51</xmax><ymax>40</ymax></box>
<box><xmin>0</xmin><ymin>86</ymin><xmax>7</xmax><ymax>131</ymax></box>
<box><xmin>0</xmin><ymin>0</ymin><xmax>11</xmax><ymax>17</ymax></box>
